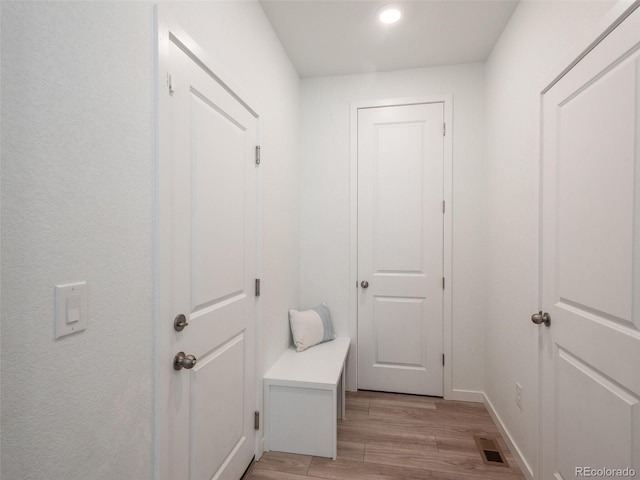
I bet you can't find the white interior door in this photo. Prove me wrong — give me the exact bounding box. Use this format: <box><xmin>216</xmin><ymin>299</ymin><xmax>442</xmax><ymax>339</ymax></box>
<box><xmin>157</xmin><ymin>36</ymin><xmax>257</xmax><ymax>480</ymax></box>
<box><xmin>357</xmin><ymin>103</ymin><xmax>444</xmax><ymax>396</ymax></box>
<box><xmin>540</xmin><ymin>6</ymin><xmax>640</xmax><ymax>478</ymax></box>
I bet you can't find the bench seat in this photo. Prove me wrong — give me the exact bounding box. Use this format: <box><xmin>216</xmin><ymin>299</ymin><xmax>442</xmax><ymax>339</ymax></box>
<box><xmin>263</xmin><ymin>337</ymin><xmax>350</xmax><ymax>459</ymax></box>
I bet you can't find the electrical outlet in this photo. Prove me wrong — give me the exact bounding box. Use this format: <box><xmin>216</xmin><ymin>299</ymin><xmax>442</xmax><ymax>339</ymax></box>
<box><xmin>515</xmin><ymin>382</ymin><xmax>523</xmax><ymax>410</ymax></box>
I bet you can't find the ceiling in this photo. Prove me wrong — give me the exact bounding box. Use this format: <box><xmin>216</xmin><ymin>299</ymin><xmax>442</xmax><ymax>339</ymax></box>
<box><xmin>260</xmin><ymin>0</ymin><xmax>520</xmax><ymax>78</ymax></box>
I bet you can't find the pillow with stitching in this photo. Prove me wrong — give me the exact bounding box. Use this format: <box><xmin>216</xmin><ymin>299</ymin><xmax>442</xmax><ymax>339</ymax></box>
<box><xmin>289</xmin><ymin>303</ymin><xmax>336</xmax><ymax>352</ymax></box>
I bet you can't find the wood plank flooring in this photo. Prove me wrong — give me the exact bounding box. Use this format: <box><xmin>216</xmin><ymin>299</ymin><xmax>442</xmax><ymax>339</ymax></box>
<box><xmin>249</xmin><ymin>390</ymin><xmax>525</xmax><ymax>480</ymax></box>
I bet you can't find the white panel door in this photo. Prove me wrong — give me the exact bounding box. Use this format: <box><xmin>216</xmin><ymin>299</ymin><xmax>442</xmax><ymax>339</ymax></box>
<box><xmin>357</xmin><ymin>103</ymin><xmax>444</xmax><ymax>396</ymax></box>
<box><xmin>158</xmin><ymin>37</ymin><xmax>257</xmax><ymax>480</ymax></box>
<box><xmin>540</xmin><ymin>6</ymin><xmax>640</xmax><ymax>479</ymax></box>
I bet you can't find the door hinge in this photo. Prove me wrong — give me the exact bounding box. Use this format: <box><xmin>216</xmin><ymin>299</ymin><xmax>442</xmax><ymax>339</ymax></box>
<box><xmin>255</xmin><ymin>145</ymin><xmax>261</xmax><ymax>165</ymax></box>
<box><xmin>442</xmin><ymin>354</ymin><xmax>445</xmax><ymax>366</ymax></box>
<box><xmin>254</xmin><ymin>411</ymin><xmax>260</xmax><ymax>430</ymax></box>
<box><xmin>442</xmin><ymin>200</ymin><xmax>446</xmax><ymax>214</ymax></box>
<box><xmin>442</xmin><ymin>122</ymin><xmax>446</xmax><ymax>136</ymax></box>
<box><xmin>442</xmin><ymin>277</ymin><xmax>445</xmax><ymax>290</ymax></box>
<box><xmin>255</xmin><ymin>279</ymin><xmax>261</xmax><ymax>297</ymax></box>
<box><xmin>167</xmin><ymin>73</ymin><xmax>175</xmax><ymax>95</ymax></box>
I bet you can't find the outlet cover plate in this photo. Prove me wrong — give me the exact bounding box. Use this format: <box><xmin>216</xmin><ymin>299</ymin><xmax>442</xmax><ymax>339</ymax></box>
<box><xmin>515</xmin><ymin>382</ymin><xmax>523</xmax><ymax>409</ymax></box>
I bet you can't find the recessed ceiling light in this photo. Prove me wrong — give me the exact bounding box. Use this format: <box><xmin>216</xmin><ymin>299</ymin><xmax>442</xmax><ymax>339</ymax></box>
<box><xmin>379</xmin><ymin>6</ymin><xmax>402</xmax><ymax>24</ymax></box>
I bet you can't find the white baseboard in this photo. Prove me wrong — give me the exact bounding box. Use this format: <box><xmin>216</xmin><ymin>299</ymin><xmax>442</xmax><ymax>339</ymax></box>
<box><xmin>347</xmin><ymin>388</ymin><xmax>484</xmax><ymax>401</ymax></box>
<box><xmin>447</xmin><ymin>388</ymin><xmax>485</xmax><ymax>403</ymax></box>
<box><xmin>483</xmin><ymin>393</ymin><xmax>534</xmax><ymax>480</ymax></box>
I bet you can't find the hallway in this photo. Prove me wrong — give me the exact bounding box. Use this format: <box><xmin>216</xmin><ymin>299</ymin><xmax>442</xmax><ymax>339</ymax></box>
<box><xmin>249</xmin><ymin>391</ymin><xmax>524</xmax><ymax>479</ymax></box>
<box><xmin>3</xmin><ymin>2</ymin><xmax>637</xmax><ymax>478</ymax></box>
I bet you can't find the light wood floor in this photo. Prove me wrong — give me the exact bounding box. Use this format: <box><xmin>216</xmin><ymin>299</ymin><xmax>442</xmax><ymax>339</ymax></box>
<box><xmin>249</xmin><ymin>390</ymin><xmax>525</xmax><ymax>480</ymax></box>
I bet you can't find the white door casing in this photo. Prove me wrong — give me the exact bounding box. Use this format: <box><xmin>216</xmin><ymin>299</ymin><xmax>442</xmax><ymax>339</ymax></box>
<box><xmin>357</xmin><ymin>102</ymin><xmax>445</xmax><ymax>396</ymax></box>
<box><xmin>156</xmin><ymin>30</ymin><xmax>258</xmax><ymax>480</ymax></box>
<box><xmin>540</xmin><ymin>5</ymin><xmax>640</xmax><ymax>478</ymax></box>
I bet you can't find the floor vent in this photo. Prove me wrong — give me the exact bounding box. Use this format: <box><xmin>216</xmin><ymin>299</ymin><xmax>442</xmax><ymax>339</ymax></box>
<box><xmin>473</xmin><ymin>436</ymin><xmax>509</xmax><ymax>467</ymax></box>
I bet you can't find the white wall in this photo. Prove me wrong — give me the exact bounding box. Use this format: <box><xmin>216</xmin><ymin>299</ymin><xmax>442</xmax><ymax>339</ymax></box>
<box><xmin>1</xmin><ymin>3</ymin><xmax>155</xmax><ymax>479</ymax></box>
<box><xmin>300</xmin><ymin>64</ymin><xmax>486</xmax><ymax>398</ymax></box>
<box><xmin>1</xmin><ymin>2</ymin><xmax>299</xmax><ymax>478</ymax></box>
<box><xmin>484</xmin><ymin>1</ymin><xmax>617</xmax><ymax>477</ymax></box>
<box><xmin>0</xmin><ymin>2</ymin><xmax>4</xmax><ymax>474</ymax></box>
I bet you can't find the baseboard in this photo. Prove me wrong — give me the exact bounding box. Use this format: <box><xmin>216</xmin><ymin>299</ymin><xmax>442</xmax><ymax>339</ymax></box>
<box><xmin>447</xmin><ymin>388</ymin><xmax>485</xmax><ymax>403</ymax></box>
<box><xmin>348</xmin><ymin>388</ymin><xmax>482</xmax><ymax>400</ymax></box>
<box><xmin>483</xmin><ymin>393</ymin><xmax>534</xmax><ymax>480</ymax></box>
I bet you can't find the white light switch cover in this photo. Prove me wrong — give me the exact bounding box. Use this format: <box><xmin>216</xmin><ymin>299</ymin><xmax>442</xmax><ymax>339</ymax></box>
<box><xmin>55</xmin><ymin>282</ymin><xmax>88</xmax><ymax>339</ymax></box>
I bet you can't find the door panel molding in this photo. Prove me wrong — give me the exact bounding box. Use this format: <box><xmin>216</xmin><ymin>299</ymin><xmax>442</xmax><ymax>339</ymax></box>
<box><xmin>348</xmin><ymin>95</ymin><xmax>454</xmax><ymax>398</ymax></box>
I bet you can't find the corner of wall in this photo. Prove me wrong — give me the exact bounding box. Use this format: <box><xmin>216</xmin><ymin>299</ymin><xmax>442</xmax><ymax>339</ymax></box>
<box><xmin>483</xmin><ymin>393</ymin><xmax>534</xmax><ymax>479</ymax></box>
<box><xmin>300</xmin><ymin>64</ymin><xmax>487</xmax><ymax>398</ymax></box>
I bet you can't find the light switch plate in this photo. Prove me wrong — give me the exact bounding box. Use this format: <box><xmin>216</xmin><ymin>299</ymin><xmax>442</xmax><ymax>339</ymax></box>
<box><xmin>55</xmin><ymin>282</ymin><xmax>88</xmax><ymax>339</ymax></box>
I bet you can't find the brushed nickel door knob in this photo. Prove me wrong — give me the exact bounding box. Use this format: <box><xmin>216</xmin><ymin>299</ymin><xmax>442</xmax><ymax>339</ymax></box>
<box><xmin>174</xmin><ymin>352</ymin><xmax>197</xmax><ymax>370</ymax></box>
<box><xmin>531</xmin><ymin>311</ymin><xmax>551</xmax><ymax>327</ymax></box>
<box><xmin>360</xmin><ymin>280</ymin><xmax>369</xmax><ymax>289</ymax></box>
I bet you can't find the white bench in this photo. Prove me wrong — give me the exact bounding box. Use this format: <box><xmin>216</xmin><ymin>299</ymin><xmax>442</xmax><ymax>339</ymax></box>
<box><xmin>263</xmin><ymin>337</ymin><xmax>350</xmax><ymax>459</ymax></box>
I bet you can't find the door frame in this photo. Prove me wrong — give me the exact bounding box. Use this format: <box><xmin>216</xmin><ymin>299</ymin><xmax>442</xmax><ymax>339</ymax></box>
<box><xmin>348</xmin><ymin>95</ymin><xmax>453</xmax><ymax>398</ymax></box>
<box><xmin>536</xmin><ymin>1</ymin><xmax>640</xmax><ymax>477</ymax></box>
<box><xmin>153</xmin><ymin>7</ymin><xmax>263</xmax><ymax>479</ymax></box>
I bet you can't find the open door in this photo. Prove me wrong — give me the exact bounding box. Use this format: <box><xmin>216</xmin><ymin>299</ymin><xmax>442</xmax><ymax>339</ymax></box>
<box><xmin>539</xmin><ymin>5</ymin><xmax>640</xmax><ymax>477</ymax></box>
<box><xmin>157</xmin><ymin>30</ymin><xmax>258</xmax><ymax>480</ymax></box>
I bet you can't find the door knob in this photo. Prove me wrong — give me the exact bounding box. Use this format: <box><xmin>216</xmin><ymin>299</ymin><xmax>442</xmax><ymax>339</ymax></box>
<box><xmin>531</xmin><ymin>311</ymin><xmax>551</xmax><ymax>327</ymax></box>
<box><xmin>174</xmin><ymin>352</ymin><xmax>197</xmax><ymax>370</ymax></box>
<box><xmin>360</xmin><ymin>280</ymin><xmax>369</xmax><ymax>289</ymax></box>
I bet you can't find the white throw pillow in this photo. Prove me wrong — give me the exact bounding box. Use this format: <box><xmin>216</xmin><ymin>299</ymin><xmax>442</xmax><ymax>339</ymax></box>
<box><xmin>288</xmin><ymin>303</ymin><xmax>336</xmax><ymax>352</ymax></box>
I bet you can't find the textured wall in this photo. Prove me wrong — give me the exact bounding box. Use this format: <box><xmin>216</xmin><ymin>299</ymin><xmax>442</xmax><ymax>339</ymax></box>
<box><xmin>1</xmin><ymin>1</ymin><xmax>300</xmax><ymax>477</ymax></box>
<box><xmin>484</xmin><ymin>1</ymin><xmax>616</xmax><ymax>477</ymax></box>
<box><xmin>1</xmin><ymin>3</ymin><xmax>155</xmax><ymax>479</ymax></box>
<box><xmin>0</xmin><ymin>2</ymin><xmax>3</xmax><ymax>474</ymax></box>
<box><xmin>299</xmin><ymin>64</ymin><xmax>486</xmax><ymax>397</ymax></box>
